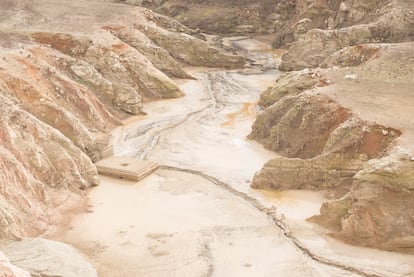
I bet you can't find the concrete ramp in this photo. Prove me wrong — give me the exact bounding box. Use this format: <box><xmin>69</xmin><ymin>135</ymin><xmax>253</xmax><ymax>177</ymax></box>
<box><xmin>95</xmin><ymin>157</ymin><xmax>159</xmax><ymax>181</ymax></box>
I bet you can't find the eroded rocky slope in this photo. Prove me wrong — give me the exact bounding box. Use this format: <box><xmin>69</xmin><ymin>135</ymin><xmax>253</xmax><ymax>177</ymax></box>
<box><xmin>137</xmin><ymin>0</ymin><xmax>414</xmax><ymax>71</ymax></box>
<box><xmin>279</xmin><ymin>0</ymin><xmax>414</xmax><ymax>70</ymax></box>
<box><xmin>124</xmin><ymin>0</ymin><xmax>290</xmax><ymax>34</ymax></box>
<box><xmin>1</xmin><ymin>0</ymin><xmax>413</xmax><ymax>274</ymax></box>
<box><xmin>249</xmin><ymin>41</ymin><xmax>414</xmax><ymax>253</ymax></box>
<box><xmin>0</xmin><ymin>0</ymin><xmax>244</xmax><ymax>267</ymax></box>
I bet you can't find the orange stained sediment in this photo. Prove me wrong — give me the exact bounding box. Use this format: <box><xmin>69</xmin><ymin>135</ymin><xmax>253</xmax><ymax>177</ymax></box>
<box><xmin>221</xmin><ymin>102</ymin><xmax>257</xmax><ymax>127</ymax></box>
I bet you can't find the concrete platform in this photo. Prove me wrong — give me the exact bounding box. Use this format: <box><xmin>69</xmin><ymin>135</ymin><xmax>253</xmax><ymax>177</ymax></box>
<box><xmin>95</xmin><ymin>157</ymin><xmax>159</xmax><ymax>181</ymax></box>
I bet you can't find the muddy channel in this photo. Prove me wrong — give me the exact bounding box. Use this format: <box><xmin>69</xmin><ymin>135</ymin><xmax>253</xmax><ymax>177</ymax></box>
<box><xmin>58</xmin><ymin>38</ymin><xmax>414</xmax><ymax>277</ymax></box>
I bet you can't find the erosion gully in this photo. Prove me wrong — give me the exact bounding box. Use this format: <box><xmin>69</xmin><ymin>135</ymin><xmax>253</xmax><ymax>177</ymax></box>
<box><xmin>58</xmin><ymin>37</ymin><xmax>414</xmax><ymax>277</ymax></box>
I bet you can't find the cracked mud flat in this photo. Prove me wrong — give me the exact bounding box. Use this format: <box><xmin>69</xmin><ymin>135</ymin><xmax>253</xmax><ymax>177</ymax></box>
<box><xmin>59</xmin><ymin>38</ymin><xmax>414</xmax><ymax>276</ymax></box>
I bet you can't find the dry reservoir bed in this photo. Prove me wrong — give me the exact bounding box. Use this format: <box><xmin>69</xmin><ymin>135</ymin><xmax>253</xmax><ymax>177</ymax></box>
<box><xmin>57</xmin><ymin>38</ymin><xmax>414</xmax><ymax>276</ymax></box>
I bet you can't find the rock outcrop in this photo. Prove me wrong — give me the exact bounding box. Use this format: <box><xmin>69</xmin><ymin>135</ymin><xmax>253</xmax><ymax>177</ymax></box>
<box><xmin>258</xmin><ymin>70</ymin><xmax>320</xmax><ymax>108</ymax></box>
<box><xmin>249</xmin><ymin>94</ymin><xmax>352</xmax><ymax>159</ymax></box>
<box><xmin>31</xmin><ymin>31</ymin><xmax>183</xmax><ymax>110</ymax></box>
<box><xmin>132</xmin><ymin>0</ymin><xmax>291</xmax><ymax>35</ymax></box>
<box><xmin>0</xmin><ymin>251</ymin><xmax>30</xmax><ymax>277</ymax></box>
<box><xmin>134</xmin><ymin>0</ymin><xmax>414</xmax><ymax>56</ymax></box>
<box><xmin>274</xmin><ymin>0</ymin><xmax>389</xmax><ymax>47</ymax></box>
<box><xmin>251</xmin><ymin>114</ymin><xmax>400</xmax><ymax>192</ymax></box>
<box><xmin>249</xmin><ymin>41</ymin><xmax>414</xmax><ymax>252</ymax></box>
<box><xmin>0</xmin><ymin>0</ymin><xmax>244</xmax><ymax>243</ymax></box>
<box><xmin>0</xmin><ymin>95</ymin><xmax>98</xmax><ymax>238</ymax></box>
<box><xmin>1</xmin><ymin>238</ymin><xmax>97</xmax><ymax>277</ymax></box>
<box><xmin>135</xmin><ymin>22</ymin><xmax>245</xmax><ymax>68</ymax></box>
<box><xmin>320</xmin><ymin>43</ymin><xmax>382</xmax><ymax>68</ymax></box>
<box><xmin>280</xmin><ymin>0</ymin><xmax>414</xmax><ymax>70</ymax></box>
<box><xmin>310</xmin><ymin>154</ymin><xmax>414</xmax><ymax>253</ymax></box>
<box><xmin>103</xmin><ymin>25</ymin><xmax>193</xmax><ymax>79</ymax></box>
<box><xmin>0</xmin><ymin>46</ymin><xmax>121</xmax><ymax>159</ymax></box>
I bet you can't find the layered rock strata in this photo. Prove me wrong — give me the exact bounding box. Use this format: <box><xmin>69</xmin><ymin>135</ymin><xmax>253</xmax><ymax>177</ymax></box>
<box><xmin>310</xmin><ymin>154</ymin><xmax>414</xmax><ymax>253</ymax></box>
<box><xmin>131</xmin><ymin>0</ymin><xmax>291</xmax><ymax>34</ymax></box>
<box><xmin>249</xmin><ymin>41</ymin><xmax>414</xmax><ymax>252</ymax></box>
<box><xmin>0</xmin><ymin>0</ymin><xmax>244</xmax><ymax>242</ymax></box>
<box><xmin>250</xmin><ymin>93</ymin><xmax>399</xmax><ymax>192</ymax></box>
<box><xmin>280</xmin><ymin>0</ymin><xmax>414</xmax><ymax>70</ymax></box>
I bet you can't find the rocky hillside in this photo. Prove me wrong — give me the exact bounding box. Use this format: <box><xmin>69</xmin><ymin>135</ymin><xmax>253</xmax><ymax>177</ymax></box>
<box><xmin>249</xmin><ymin>38</ymin><xmax>414</xmax><ymax>252</ymax></box>
<box><xmin>0</xmin><ymin>0</ymin><xmax>413</xmax><ymax>274</ymax></box>
<box><xmin>120</xmin><ymin>0</ymin><xmax>292</xmax><ymax>34</ymax></box>
<box><xmin>129</xmin><ymin>0</ymin><xmax>414</xmax><ymax>64</ymax></box>
<box><xmin>279</xmin><ymin>0</ymin><xmax>414</xmax><ymax>70</ymax></box>
<box><xmin>0</xmin><ymin>0</ymin><xmax>244</xmax><ymax>248</ymax></box>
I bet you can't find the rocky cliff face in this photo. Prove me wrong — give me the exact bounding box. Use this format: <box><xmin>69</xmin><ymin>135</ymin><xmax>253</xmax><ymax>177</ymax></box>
<box><xmin>122</xmin><ymin>0</ymin><xmax>414</xmax><ymax>52</ymax></box>
<box><xmin>0</xmin><ymin>95</ymin><xmax>98</xmax><ymax>238</ymax></box>
<box><xmin>250</xmin><ymin>94</ymin><xmax>400</xmax><ymax>193</ymax></box>
<box><xmin>0</xmin><ymin>0</ymin><xmax>244</xmax><ymax>242</ymax></box>
<box><xmin>249</xmin><ymin>40</ymin><xmax>414</xmax><ymax>252</ymax></box>
<box><xmin>310</xmin><ymin>154</ymin><xmax>414</xmax><ymax>253</ymax></box>
<box><xmin>279</xmin><ymin>0</ymin><xmax>414</xmax><ymax>70</ymax></box>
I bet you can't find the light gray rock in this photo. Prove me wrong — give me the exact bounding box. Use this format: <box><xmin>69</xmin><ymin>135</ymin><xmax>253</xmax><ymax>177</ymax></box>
<box><xmin>2</xmin><ymin>239</ymin><xmax>97</xmax><ymax>277</ymax></box>
<box><xmin>0</xmin><ymin>251</ymin><xmax>30</xmax><ymax>277</ymax></box>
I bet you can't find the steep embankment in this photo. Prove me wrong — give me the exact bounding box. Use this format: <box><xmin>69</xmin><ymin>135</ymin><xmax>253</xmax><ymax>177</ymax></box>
<box><xmin>249</xmin><ymin>41</ymin><xmax>414</xmax><ymax>253</ymax></box>
<box><xmin>0</xmin><ymin>1</ymin><xmax>244</xmax><ymax>270</ymax></box>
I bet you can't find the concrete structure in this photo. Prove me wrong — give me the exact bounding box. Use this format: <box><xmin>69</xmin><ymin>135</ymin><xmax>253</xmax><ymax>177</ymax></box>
<box><xmin>95</xmin><ymin>157</ymin><xmax>159</xmax><ymax>181</ymax></box>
